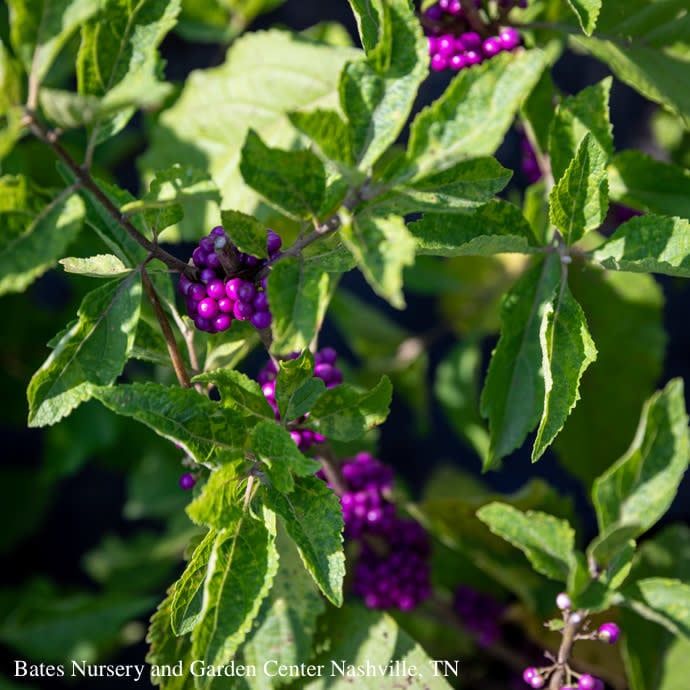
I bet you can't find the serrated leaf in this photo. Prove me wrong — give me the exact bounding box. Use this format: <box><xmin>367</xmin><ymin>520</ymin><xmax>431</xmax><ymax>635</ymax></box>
<box><xmin>549</xmin><ymin>133</ymin><xmax>609</xmax><ymax>244</ymax></box>
<box><xmin>303</xmin><ymin>605</ymin><xmax>454</xmax><ymax>690</ymax></box>
<box><xmin>250</xmin><ymin>421</ymin><xmax>321</xmax><ymax>493</ymax></box>
<box><xmin>405</xmin><ymin>50</ymin><xmax>546</xmax><ymax>179</ymax></box>
<box><xmin>264</xmin><ymin>476</ymin><xmax>344</xmax><ymax>606</ymax></box>
<box><xmin>408</xmin><ymin>199</ymin><xmax>538</xmax><ymax>257</ymax></box>
<box><xmin>476</xmin><ymin>502</ymin><xmax>576</xmax><ymax>582</ymax></box>
<box><xmin>170</xmin><ymin>530</ymin><xmax>218</xmax><ymax>635</ymax></box>
<box><xmin>27</xmin><ymin>275</ymin><xmax>142</xmax><ymax>427</ymax></box>
<box><xmin>194</xmin><ymin>369</ymin><xmax>274</xmax><ymax>419</ymax></box>
<box><xmin>289</xmin><ymin>109</ymin><xmax>353</xmax><ymax>165</ymax></box>
<box><xmin>267</xmin><ymin>258</ymin><xmax>335</xmax><ymax>355</ymax></box>
<box><xmin>92</xmin><ymin>382</ymin><xmax>252</xmax><ymax>464</ymax></box>
<box><xmin>532</xmin><ymin>283</ymin><xmax>597</xmax><ymax>461</ymax></box>
<box><xmin>378</xmin><ymin>157</ymin><xmax>512</xmax><ymax>214</ymax></box>
<box><xmin>435</xmin><ymin>342</ymin><xmax>490</xmax><ymax>464</ymax></box>
<box><xmin>341</xmin><ymin>0</ymin><xmax>428</xmax><ymax>171</ymax></box>
<box><xmin>549</xmin><ymin>78</ymin><xmax>613</xmax><ymax>181</ymax></box>
<box><xmin>220</xmin><ymin>210</ymin><xmax>269</xmax><ymax>259</ymax></box>
<box><xmin>341</xmin><ymin>211</ymin><xmax>415</xmax><ymax>309</ymax></box>
<box><xmin>308</xmin><ymin>376</ymin><xmax>392</xmax><ymax>441</ymax></box>
<box><xmin>240</xmin><ymin>131</ymin><xmax>326</xmax><ymax>220</ymax></box>
<box><xmin>191</xmin><ymin>512</ymin><xmax>279</xmax><ymax>684</ymax></box>
<box><xmin>480</xmin><ymin>255</ymin><xmax>561</xmax><ymax>468</ymax></box>
<box><xmin>7</xmin><ymin>0</ymin><xmax>97</xmax><ymax>83</ymax></box>
<box><xmin>0</xmin><ymin>178</ymin><xmax>84</xmax><ymax>295</ymax></box>
<box><xmin>60</xmin><ymin>254</ymin><xmax>129</xmax><ymax>278</ymax></box>
<box><xmin>593</xmin><ymin>214</ymin><xmax>690</xmax><ymax>277</ymax></box>
<box><xmin>567</xmin><ymin>0</ymin><xmax>602</xmax><ymax>36</ymax></box>
<box><xmin>275</xmin><ymin>351</ymin><xmax>327</xmax><ymax>422</ymax></box>
<box><xmin>635</xmin><ymin>578</ymin><xmax>690</xmax><ymax>640</ymax></box>
<box><xmin>608</xmin><ymin>151</ymin><xmax>690</xmax><ymax>220</ymax></box>
<box><xmin>554</xmin><ymin>265</ymin><xmax>665</xmax><ymax>487</ymax></box>
<box><xmin>77</xmin><ymin>0</ymin><xmax>181</xmax><ymax>144</ymax></box>
<box><xmin>592</xmin><ymin>379</ymin><xmax>689</xmax><ymax>538</ymax></box>
<box><xmin>186</xmin><ymin>464</ymin><xmax>245</xmax><ymax>529</ymax></box>
<box><xmin>140</xmin><ymin>30</ymin><xmax>358</xmax><ymax>237</ymax></box>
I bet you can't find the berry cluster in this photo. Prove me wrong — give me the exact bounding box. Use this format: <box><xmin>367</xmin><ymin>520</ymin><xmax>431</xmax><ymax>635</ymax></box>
<box><xmin>423</xmin><ymin>1</ymin><xmax>522</xmax><ymax>73</ymax></box>
<box><xmin>521</xmin><ymin>593</ymin><xmax>620</xmax><ymax>689</ymax></box>
<box><xmin>336</xmin><ymin>453</ymin><xmax>432</xmax><ymax>611</ymax></box>
<box><xmin>178</xmin><ymin>226</ymin><xmax>282</xmax><ymax>334</ymax></box>
<box><xmin>258</xmin><ymin>348</ymin><xmax>342</xmax><ymax>452</ymax></box>
<box><xmin>453</xmin><ymin>585</ymin><xmax>505</xmax><ymax>647</ymax></box>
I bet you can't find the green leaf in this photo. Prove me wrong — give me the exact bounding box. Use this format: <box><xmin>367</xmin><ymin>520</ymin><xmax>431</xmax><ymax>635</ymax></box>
<box><xmin>186</xmin><ymin>464</ymin><xmax>245</xmax><ymax>529</ymax></box>
<box><xmin>341</xmin><ymin>211</ymin><xmax>415</xmax><ymax>309</ymax></box>
<box><xmin>476</xmin><ymin>502</ymin><xmax>576</xmax><ymax>582</ymax></box>
<box><xmin>265</xmin><ymin>476</ymin><xmax>345</xmax><ymax>606</ymax></box>
<box><xmin>7</xmin><ymin>0</ymin><xmax>97</xmax><ymax>83</ymax></box>
<box><xmin>122</xmin><ymin>165</ymin><xmax>220</xmax><ymax>233</ymax></box>
<box><xmin>77</xmin><ymin>0</ymin><xmax>181</xmax><ymax>144</ymax></box>
<box><xmin>267</xmin><ymin>258</ymin><xmax>335</xmax><ymax>355</ymax></box>
<box><xmin>554</xmin><ymin>264</ymin><xmax>665</xmax><ymax>487</ymax></box>
<box><xmin>0</xmin><ymin>178</ymin><xmax>84</xmax><ymax>295</ymax></box>
<box><xmin>303</xmin><ymin>605</ymin><xmax>454</xmax><ymax>690</ymax></box>
<box><xmin>220</xmin><ymin>210</ymin><xmax>269</xmax><ymax>259</ymax></box>
<box><xmin>191</xmin><ymin>512</ymin><xmax>279</xmax><ymax>682</ymax></box>
<box><xmin>193</xmin><ymin>369</ymin><xmax>274</xmax><ymax>419</ymax></box>
<box><xmin>0</xmin><ymin>41</ymin><xmax>23</xmax><ymax>160</ymax></box>
<box><xmin>170</xmin><ymin>530</ymin><xmax>218</xmax><ymax>635</ymax></box>
<box><xmin>377</xmin><ymin>157</ymin><xmax>513</xmax><ymax>214</ymax></box>
<box><xmin>608</xmin><ymin>151</ymin><xmax>690</xmax><ymax>220</ymax></box>
<box><xmin>341</xmin><ymin>0</ymin><xmax>428</xmax><ymax>171</ymax></box>
<box><xmin>59</xmin><ymin>254</ymin><xmax>129</xmax><ymax>278</ymax></box>
<box><xmin>635</xmin><ymin>578</ymin><xmax>690</xmax><ymax>639</ymax></box>
<box><xmin>275</xmin><ymin>352</ymin><xmax>327</xmax><ymax>421</ymax></box>
<box><xmin>593</xmin><ymin>214</ymin><xmax>690</xmax><ymax>277</ymax></box>
<box><xmin>532</xmin><ymin>283</ymin><xmax>597</xmax><ymax>461</ymax></box>
<box><xmin>240</xmin><ymin>130</ymin><xmax>326</xmax><ymax>220</ymax></box>
<box><xmin>27</xmin><ymin>275</ymin><xmax>142</xmax><ymax>427</ymax></box>
<box><xmin>405</xmin><ymin>50</ymin><xmax>546</xmax><ymax>178</ymax></box>
<box><xmin>407</xmin><ymin>199</ymin><xmax>538</xmax><ymax>257</ymax></box>
<box><xmin>308</xmin><ymin>376</ymin><xmax>392</xmax><ymax>441</ymax></box>
<box><xmin>592</xmin><ymin>379</ymin><xmax>689</xmax><ymax>538</ymax></box>
<box><xmin>566</xmin><ymin>0</ymin><xmax>602</xmax><ymax>36</ymax></box>
<box><xmin>549</xmin><ymin>133</ymin><xmax>609</xmax><ymax>244</ymax></box>
<box><xmin>573</xmin><ymin>2</ymin><xmax>690</xmax><ymax>126</ymax></box>
<box><xmin>434</xmin><ymin>342</ymin><xmax>490</xmax><ymax>464</ymax></box>
<box><xmin>92</xmin><ymin>383</ymin><xmax>251</xmax><ymax>464</ymax></box>
<box><xmin>288</xmin><ymin>109</ymin><xmax>353</xmax><ymax>165</ymax></box>
<box><xmin>140</xmin><ymin>30</ymin><xmax>358</xmax><ymax>237</ymax></box>
<box><xmin>548</xmin><ymin>78</ymin><xmax>613</xmax><ymax>181</ymax></box>
<box><xmin>480</xmin><ymin>255</ymin><xmax>561</xmax><ymax>468</ymax></box>
<box><xmin>241</xmin><ymin>525</ymin><xmax>325</xmax><ymax>685</ymax></box>
<box><xmin>250</xmin><ymin>421</ymin><xmax>321</xmax><ymax>493</ymax></box>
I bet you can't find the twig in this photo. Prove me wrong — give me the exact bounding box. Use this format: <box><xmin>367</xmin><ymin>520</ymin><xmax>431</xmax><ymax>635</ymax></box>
<box><xmin>141</xmin><ymin>268</ymin><xmax>192</xmax><ymax>388</ymax></box>
<box><xmin>24</xmin><ymin>113</ymin><xmax>194</xmax><ymax>276</ymax></box>
<box><xmin>549</xmin><ymin>613</ymin><xmax>582</xmax><ymax>689</ymax></box>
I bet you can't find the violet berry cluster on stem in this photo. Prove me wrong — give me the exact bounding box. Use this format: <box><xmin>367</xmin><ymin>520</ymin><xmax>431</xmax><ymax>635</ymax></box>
<box><xmin>258</xmin><ymin>348</ymin><xmax>342</xmax><ymax>452</ymax></box>
<box><xmin>423</xmin><ymin>0</ymin><xmax>523</xmax><ymax>72</ymax></box>
<box><xmin>178</xmin><ymin>226</ymin><xmax>281</xmax><ymax>334</ymax></box>
<box><xmin>329</xmin><ymin>453</ymin><xmax>432</xmax><ymax>612</ymax></box>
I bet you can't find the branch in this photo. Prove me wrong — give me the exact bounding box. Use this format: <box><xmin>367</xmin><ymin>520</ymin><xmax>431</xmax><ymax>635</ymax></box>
<box><xmin>549</xmin><ymin>612</ymin><xmax>582</xmax><ymax>690</ymax></box>
<box><xmin>25</xmin><ymin>113</ymin><xmax>194</xmax><ymax>277</ymax></box>
<box><xmin>141</xmin><ymin>267</ymin><xmax>192</xmax><ymax>388</ymax></box>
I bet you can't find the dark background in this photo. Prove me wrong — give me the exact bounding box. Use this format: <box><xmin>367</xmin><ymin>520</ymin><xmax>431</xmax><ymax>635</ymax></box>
<box><xmin>1</xmin><ymin>0</ymin><xmax>689</xmax><ymax>687</ymax></box>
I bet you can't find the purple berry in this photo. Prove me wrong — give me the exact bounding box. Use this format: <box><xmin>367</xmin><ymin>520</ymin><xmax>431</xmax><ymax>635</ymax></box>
<box><xmin>206</xmin><ymin>279</ymin><xmax>225</xmax><ymax>300</ymax></box>
<box><xmin>206</xmin><ymin>252</ymin><xmax>221</xmax><ymax>269</ymax></box>
<box><xmin>225</xmin><ymin>278</ymin><xmax>243</xmax><ymax>299</ymax></box>
<box><xmin>262</xmin><ymin>381</ymin><xmax>276</xmax><ymax>400</ymax></box>
<box><xmin>244</xmin><ymin>255</ymin><xmax>259</xmax><ymax>267</ymax></box>
<box><xmin>214</xmin><ymin>314</ymin><xmax>232</xmax><ymax>332</ymax></box>
<box><xmin>314</xmin><ymin>362</ymin><xmax>335</xmax><ymax>383</ymax></box>
<box><xmin>267</xmin><ymin>230</ymin><xmax>282</xmax><ymax>255</ymax></box>
<box><xmin>598</xmin><ymin>622</ymin><xmax>620</xmax><ymax>644</ymax></box>
<box><xmin>251</xmin><ymin>310</ymin><xmax>272</xmax><ymax>329</ymax></box>
<box><xmin>179</xmin><ymin>473</ymin><xmax>196</xmax><ymax>490</ymax></box>
<box><xmin>198</xmin><ymin>298</ymin><xmax>219</xmax><ymax>319</ymax></box>
<box><xmin>464</xmin><ymin>49</ymin><xmax>483</xmax><ymax>66</ymax></box>
<box><xmin>317</xmin><ymin>347</ymin><xmax>337</xmax><ymax>364</ymax></box>
<box><xmin>437</xmin><ymin>34</ymin><xmax>455</xmax><ymax>57</ymax></box>
<box><xmin>428</xmin><ymin>36</ymin><xmax>439</xmax><ymax>55</ymax></box>
<box><xmin>178</xmin><ymin>275</ymin><xmax>192</xmax><ymax>296</ymax></box>
<box><xmin>482</xmin><ymin>36</ymin><xmax>503</xmax><ymax>58</ymax></box>
<box><xmin>556</xmin><ymin>592</ymin><xmax>572</xmax><ymax>610</ymax></box>
<box><xmin>523</xmin><ymin>668</ymin><xmax>538</xmax><ymax>684</ymax></box>
<box><xmin>211</xmin><ymin>226</ymin><xmax>225</xmax><ymax>237</ymax></box>
<box><xmin>192</xmin><ymin>247</ymin><xmax>207</xmax><ymax>267</ymax></box>
<box><xmin>447</xmin><ymin>0</ymin><xmax>462</xmax><ymax>15</ymax></box>
<box><xmin>189</xmin><ymin>283</ymin><xmax>206</xmax><ymax>301</ymax></box>
<box><xmin>200</xmin><ymin>237</ymin><xmax>214</xmax><ymax>252</ymax></box>
<box><xmin>233</xmin><ymin>300</ymin><xmax>254</xmax><ymax>321</ymax></box>
<box><xmin>461</xmin><ymin>31</ymin><xmax>482</xmax><ymax>49</ymax></box>
<box><xmin>253</xmin><ymin>292</ymin><xmax>269</xmax><ymax>311</ymax></box>
<box><xmin>529</xmin><ymin>676</ymin><xmax>545</xmax><ymax>690</ymax></box>
<box><xmin>431</xmin><ymin>53</ymin><xmax>448</xmax><ymax>72</ymax></box>
<box><xmin>218</xmin><ymin>297</ymin><xmax>234</xmax><ymax>313</ymax></box>
<box><xmin>578</xmin><ymin>676</ymin><xmax>601</xmax><ymax>690</ymax></box>
<box><xmin>424</xmin><ymin>5</ymin><xmax>443</xmax><ymax>21</ymax></box>
<box><xmin>449</xmin><ymin>53</ymin><xmax>467</xmax><ymax>71</ymax></box>
<box><xmin>237</xmin><ymin>282</ymin><xmax>256</xmax><ymax>303</ymax></box>
<box><xmin>499</xmin><ymin>26</ymin><xmax>521</xmax><ymax>50</ymax></box>
<box><xmin>194</xmin><ymin>316</ymin><xmax>212</xmax><ymax>332</ymax></box>
<box><xmin>199</xmin><ymin>268</ymin><xmax>217</xmax><ymax>283</ymax></box>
